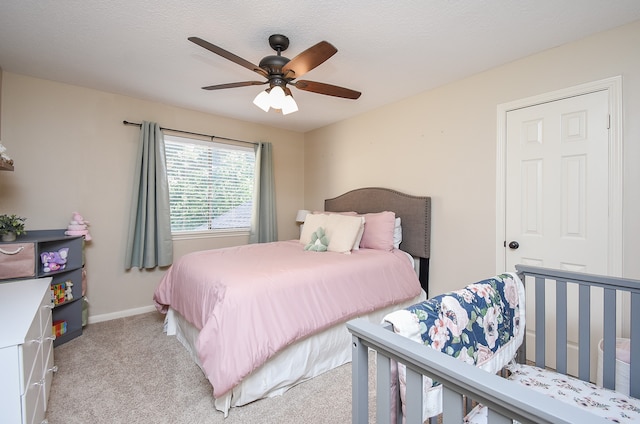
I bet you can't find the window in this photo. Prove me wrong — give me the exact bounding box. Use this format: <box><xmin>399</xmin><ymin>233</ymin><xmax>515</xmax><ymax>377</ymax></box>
<box><xmin>164</xmin><ymin>134</ymin><xmax>256</xmax><ymax>234</ymax></box>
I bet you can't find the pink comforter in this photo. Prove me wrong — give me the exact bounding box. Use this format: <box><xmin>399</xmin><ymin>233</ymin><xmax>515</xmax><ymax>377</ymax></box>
<box><xmin>153</xmin><ymin>240</ymin><xmax>421</xmax><ymax>398</ymax></box>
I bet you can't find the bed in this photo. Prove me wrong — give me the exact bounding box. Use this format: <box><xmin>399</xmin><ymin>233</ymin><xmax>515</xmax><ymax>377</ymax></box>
<box><xmin>153</xmin><ymin>187</ymin><xmax>431</xmax><ymax>416</ymax></box>
<box><xmin>348</xmin><ymin>265</ymin><xmax>639</xmax><ymax>423</ymax></box>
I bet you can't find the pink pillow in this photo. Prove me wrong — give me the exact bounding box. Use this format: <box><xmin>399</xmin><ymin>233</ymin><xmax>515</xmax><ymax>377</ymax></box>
<box><xmin>359</xmin><ymin>211</ymin><xmax>396</xmax><ymax>251</ymax></box>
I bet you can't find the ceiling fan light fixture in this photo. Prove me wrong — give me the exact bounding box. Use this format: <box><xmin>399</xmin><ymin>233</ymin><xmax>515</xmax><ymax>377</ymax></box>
<box><xmin>281</xmin><ymin>93</ymin><xmax>298</xmax><ymax>115</ymax></box>
<box><xmin>253</xmin><ymin>89</ymin><xmax>272</xmax><ymax>112</ymax></box>
<box><xmin>252</xmin><ymin>85</ymin><xmax>298</xmax><ymax>114</ymax></box>
<box><xmin>268</xmin><ymin>85</ymin><xmax>286</xmax><ymax>109</ymax></box>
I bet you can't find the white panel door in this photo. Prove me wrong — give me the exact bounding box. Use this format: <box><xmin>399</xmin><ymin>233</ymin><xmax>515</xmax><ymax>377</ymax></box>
<box><xmin>505</xmin><ymin>90</ymin><xmax>609</xmax><ymax>273</ymax></box>
<box><xmin>505</xmin><ymin>90</ymin><xmax>610</xmax><ymax>376</ymax></box>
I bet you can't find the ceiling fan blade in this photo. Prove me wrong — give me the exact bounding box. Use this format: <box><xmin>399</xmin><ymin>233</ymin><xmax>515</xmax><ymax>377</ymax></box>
<box><xmin>202</xmin><ymin>81</ymin><xmax>267</xmax><ymax>90</ymax></box>
<box><xmin>293</xmin><ymin>80</ymin><xmax>361</xmax><ymax>99</ymax></box>
<box><xmin>189</xmin><ymin>37</ymin><xmax>268</xmax><ymax>78</ymax></box>
<box><xmin>282</xmin><ymin>41</ymin><xmax>337</xmax><ymax>79</ymax></box>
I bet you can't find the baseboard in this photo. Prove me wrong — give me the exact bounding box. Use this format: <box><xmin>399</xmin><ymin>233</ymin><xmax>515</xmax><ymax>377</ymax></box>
<box><xmin>88</xmin><ymin>305</ymin><xmax>157</xmax><ymax>324</ymax></box>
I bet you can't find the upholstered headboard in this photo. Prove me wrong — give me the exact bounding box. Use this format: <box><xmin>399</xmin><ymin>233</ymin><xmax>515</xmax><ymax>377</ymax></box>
<box><xmin>325</xmin><ymin>187</ymin><xmax>431</xmax><ymax>292</ymax></box>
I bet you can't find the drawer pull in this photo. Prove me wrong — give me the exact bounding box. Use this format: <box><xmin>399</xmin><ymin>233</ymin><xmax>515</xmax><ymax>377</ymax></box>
<box><xmin>43</xmin><ymin>304</ymin><xmax>54</xmax><ymax>310</ymax></box>
<box><xmin>0</xmin><ymin>246</ymin><xmax>25</xmax><ymax>255</ymax></box>
<box><xmin>46</xmin><ymin>335</ymin><xmax>56</xmax><ymax>341</ymax></box>
<box><xmin>48</xmin><ymin>365</ymin><xmax>59</xmax><ymax>374</ymax></box>
<box><xmin>28</xmin><ymin>336</ymin><xmax>43</xmax><ymax>345</ymax></box>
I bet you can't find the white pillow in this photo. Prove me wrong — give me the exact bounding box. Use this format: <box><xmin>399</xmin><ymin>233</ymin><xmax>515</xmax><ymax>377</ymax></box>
<box><xmin>352</xmin><ymin>220</ymin><xmax>365</xmax><ymax>251</ymax></box>
<box><xmin>394</xmin><ymin>217</ymin><xmax>402</xmax><ymax>249</ymax></box>
<box><xmin>300</xmin><ymin>213</ymin><xmax>364</xmax><ymax>254</ymax></box>
<box><xmin>325</xmin><ymin>214</ymin><xmax>365</xmax><ymax>254</ymax></box>
<box><xmin>309</xmin><ymin>211</ymin><xmax>363</xmax><ymax>251</ymax></box>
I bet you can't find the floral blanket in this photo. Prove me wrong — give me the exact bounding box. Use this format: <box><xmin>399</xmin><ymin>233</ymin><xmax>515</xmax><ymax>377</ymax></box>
<box><xmin>466</xmin><ymin>365</ymin><xmax>640</xmax><ymax>423</ymax></box>
<box><xmin>406</xmin><ymin>272</ymin><xmax>523</xmax><ymax>368</ymax></box>
<box><xmin>384</xmin><ymin>272</ymin><xmax>525</xmax><ymax>419</ymax></box>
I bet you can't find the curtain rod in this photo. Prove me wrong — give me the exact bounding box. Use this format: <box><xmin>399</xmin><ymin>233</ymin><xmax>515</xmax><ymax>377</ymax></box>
<box><xmin>122</xmin><ymin>120</ymin><xmax>259</xmax><ymax>146</ymax></box>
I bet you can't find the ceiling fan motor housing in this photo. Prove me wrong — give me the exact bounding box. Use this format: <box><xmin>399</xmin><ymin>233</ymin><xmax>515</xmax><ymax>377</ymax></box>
<box><xmin>260</xmin><ymin>34</ymin><xmax>292</xmax><ymax>79</ymax></box>
<box><xmin>258</xmin><ymin>55</ymin><xmax>290</xmax><ymax>76</ymax></box>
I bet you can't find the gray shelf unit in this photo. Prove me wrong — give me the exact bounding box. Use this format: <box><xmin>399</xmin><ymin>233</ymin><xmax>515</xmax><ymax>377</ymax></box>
<box><xmin>0</xmin><ymin>229</ymin><xmax>84</xmax><ymax>346</ymax></box>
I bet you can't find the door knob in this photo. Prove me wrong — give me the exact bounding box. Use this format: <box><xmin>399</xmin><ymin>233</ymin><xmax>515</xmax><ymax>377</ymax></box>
<box><xmin>508</xmin><ymin>241</ymin><xmax>519</xmax><ymax>249</ymax></box>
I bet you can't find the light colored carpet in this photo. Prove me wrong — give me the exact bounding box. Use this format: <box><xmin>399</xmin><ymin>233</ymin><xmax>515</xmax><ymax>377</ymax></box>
<box><xmin>45</xmin><ymin>311</ymin><xmax>373</xmax><ymax>424</ymax></box>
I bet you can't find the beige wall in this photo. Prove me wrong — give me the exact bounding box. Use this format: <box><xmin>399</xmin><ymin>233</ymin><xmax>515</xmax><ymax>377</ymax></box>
<box><xmin>304</xmin><ymin>20</ymin><xmax>640</xmax><ymax>297</ymax></box>
<box><xmin>0</xmin><ymin>73</ymin><xmax>304</xmax><ymax>319</ymax></box>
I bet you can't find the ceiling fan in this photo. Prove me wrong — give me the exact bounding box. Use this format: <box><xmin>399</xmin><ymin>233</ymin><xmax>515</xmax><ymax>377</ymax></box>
<box><xmin>188</xmin><ymin>34</ymin><xmax>361</xmax><ymax>114</ymax></box>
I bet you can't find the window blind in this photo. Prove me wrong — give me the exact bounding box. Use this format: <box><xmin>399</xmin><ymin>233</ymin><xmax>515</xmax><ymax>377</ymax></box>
<box><xmin>164</xmin><ymin>135</ymin><xmax>255</xmax><ymax>233</ymax></box>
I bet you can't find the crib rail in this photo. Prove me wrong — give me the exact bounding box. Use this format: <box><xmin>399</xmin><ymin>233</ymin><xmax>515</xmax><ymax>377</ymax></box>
<box><xmin>515</xmin><ymin>265</ymin><xmax>639</xmax><ymax>398</ymax></box>
<box><xmin>347</xmin><ymin>318</ymin><xmax>607</xmax><ymax>423</ymax></box>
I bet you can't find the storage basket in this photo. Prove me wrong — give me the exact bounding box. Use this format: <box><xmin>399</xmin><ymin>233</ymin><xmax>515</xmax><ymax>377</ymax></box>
<box><xmin>0</xmin><ymin>243</ymin><xmax>35</xmax><ymax>280</ymax></box>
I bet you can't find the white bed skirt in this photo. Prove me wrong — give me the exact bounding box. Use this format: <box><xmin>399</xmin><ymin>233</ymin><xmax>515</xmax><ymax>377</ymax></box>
<box><xmin>165</xmin><ymin>290</ymin><xmax>425</xmax><ymax>416</ymax></box>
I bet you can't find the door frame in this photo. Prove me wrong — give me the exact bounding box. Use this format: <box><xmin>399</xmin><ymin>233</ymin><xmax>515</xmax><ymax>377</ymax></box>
<box><xmin>495</xmin><ymin>76</ymin><xmax>623</xmax><ymax>276</ymax></box>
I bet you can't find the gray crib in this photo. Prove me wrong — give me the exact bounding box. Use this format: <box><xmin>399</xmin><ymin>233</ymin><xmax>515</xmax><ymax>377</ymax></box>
<box><xmin>347</xmin><ymin>265</ymin><xmax>639</xmax><ymax>423</ymax></box>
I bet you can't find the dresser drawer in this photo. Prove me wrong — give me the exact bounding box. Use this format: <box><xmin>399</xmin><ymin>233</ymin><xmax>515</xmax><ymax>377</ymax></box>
<box><xmin>0</xmin><ymin>243</ymin><xmax>36</xmax><ymax>280</ymax></box>
<box><xmin>19</xmin><ymin>311</ymin><xmax>43</xmax><ymax>395</ymax></box>
<box><xmin>43</xmin><ymin>338</ymin><xmax>55</xmax><ymax>407</ymax></box>
<box><xmin>22</xmin><ymin>375</ymin><xmax>45</xmax><ymax>424</ymax></box>
<box><xmin>22</xmin><ymin>335</ymin><xmax>45</xmax><ymax>424</ymax></box>
<box><xmin>39</xmin><ymin>296</ymin><xmax>53</xmax><ymax>339</ymax></box>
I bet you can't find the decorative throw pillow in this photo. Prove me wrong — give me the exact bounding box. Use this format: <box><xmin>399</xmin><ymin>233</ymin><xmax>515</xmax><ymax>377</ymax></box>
<box><xmin>359</xmin><ymin>211</ymin><xmax>396</xmax><ymax>251</ymax></box>
<box><xmin>304</xmin><ymin>227</ymin><xmax>329</xmax><ymax>252</ymax></box>
<box><xmin>312</xmin><ymin>211</ymin><xmax>362</xmax><ymax>251</ymax></box>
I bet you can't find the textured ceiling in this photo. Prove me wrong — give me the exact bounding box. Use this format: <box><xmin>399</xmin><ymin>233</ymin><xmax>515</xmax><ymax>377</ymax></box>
<box><xmin>1</xmin><ymin>1</ymin><xmax>639</xmax><ymax>133</ymax></box>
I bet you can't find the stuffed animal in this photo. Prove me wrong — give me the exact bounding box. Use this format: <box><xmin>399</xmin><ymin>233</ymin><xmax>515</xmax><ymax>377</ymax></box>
<box><xmin>304</xmin><ymin>227</ymin><xmax>329</xmax><ymax>252</ymax></box>
<box><xmin>65</xmin><ymin>281</ymin><xmax>74</xmax><ymax>301</ymax></box>
<box><xmin>65</xmin><ymin>211</ymin><xmax>92</xmax><ymax>240</ymax></box>
<box><xmin>41</xmin><ymin>248</ymin><xmax>69</xmax><ymax>273</ymax></box>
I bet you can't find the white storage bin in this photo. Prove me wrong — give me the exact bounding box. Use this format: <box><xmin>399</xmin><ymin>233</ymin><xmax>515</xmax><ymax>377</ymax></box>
<box><xmin>596</xmin><ymin>337</ymin><xmax>630</xmax><ymax>395</ymax></box>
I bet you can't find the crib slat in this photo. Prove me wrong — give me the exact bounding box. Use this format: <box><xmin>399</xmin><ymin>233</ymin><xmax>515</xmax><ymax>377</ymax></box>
<box><xmin>376</xmin><ymin>353</ymin><xmax>392</xmax><ymax>423</ymax></box>
<box><xmin>351</xmin><ymin>335</ymin><xmax>369</xmax><ymax>423</ymax></box>
<box><xmin>405</xmin><ymin>367</ymin><xmax>422</xmax><ymax>424</ymax></box>
<box><xmin>578</xmin><ymin>283</ymin><xmax>591</xmax><ymax>381</ymax></box>
<box><xmin>556</xmin><ymin>280</ymin><xmax>568</xmax><ymax>374</ymax></box>
<box><xmin>442</xmin><ymin>386</ymin><xmax>463</xmax><ymax>424</ymax></box>
<box><xmin>535</xmin><ymin>276</ymin><xmax>546</xmax><ymax>367</ymax></box>
<box><xmin>631</xmin><ymin>292</ymin><xmax>640</xmax><ymax>399</ymax></box>
<box><xmin>602</xmin><ymin>287</ymin><xmax>617</xmax><ymax>390</ymax></box>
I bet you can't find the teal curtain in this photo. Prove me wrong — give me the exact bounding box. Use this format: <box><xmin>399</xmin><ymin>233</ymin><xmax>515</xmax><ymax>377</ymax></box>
<box><xmin>249</xmin><ymin>142</ymin><xmax>277</xmax><ymax>243</ymax></box>
<box><xmin>125</xmin><ymin>121</ymin><xmax>173</xmax><ymax>269</ymax></box>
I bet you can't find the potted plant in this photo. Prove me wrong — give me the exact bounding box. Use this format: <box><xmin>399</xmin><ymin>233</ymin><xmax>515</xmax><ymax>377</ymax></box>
<box><xmin>0</xmin><ymin>214</ymin><xmax>27</xmax><ymax>242</ymax></box>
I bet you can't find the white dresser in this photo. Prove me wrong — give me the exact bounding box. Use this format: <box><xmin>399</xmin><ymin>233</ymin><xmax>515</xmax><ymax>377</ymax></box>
<box><xmin>0</xmin><ymin>278</ymin><xmax>55</xmax><ymax>424</ymax></box>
